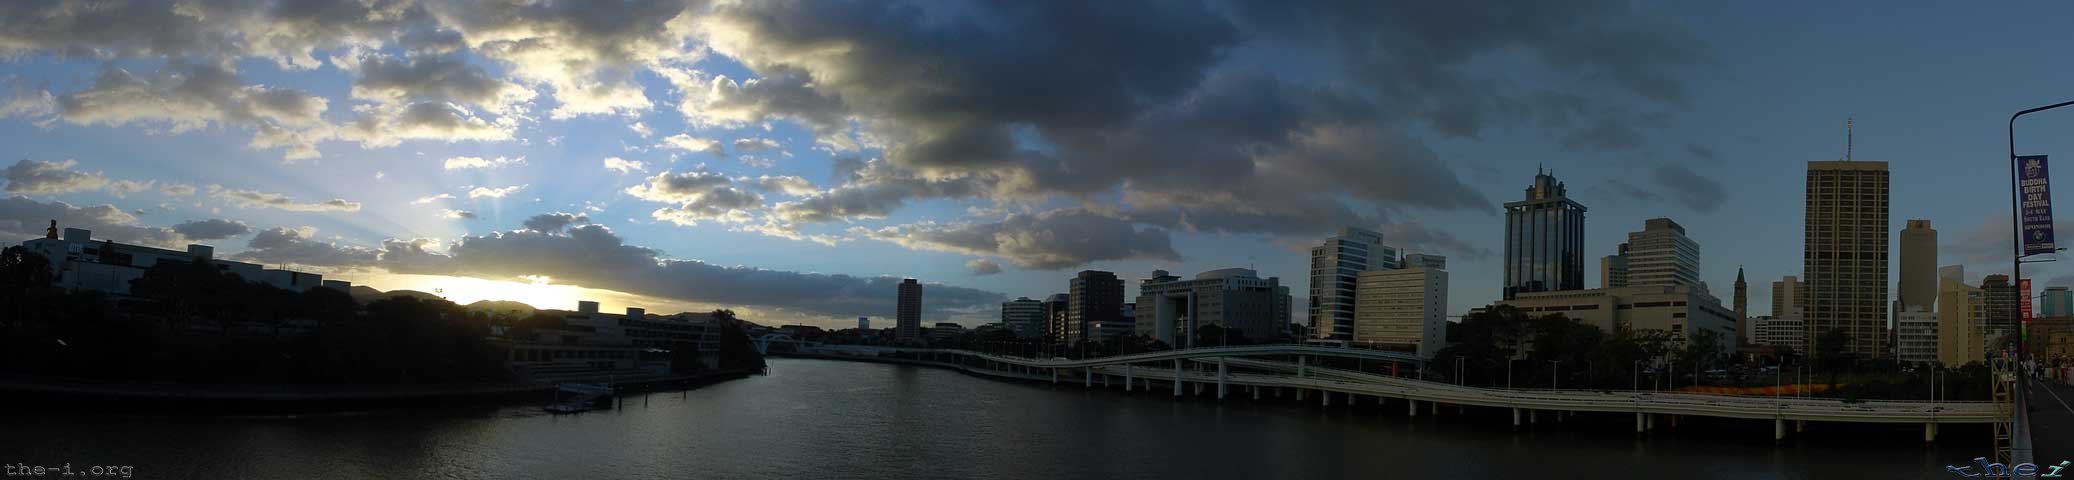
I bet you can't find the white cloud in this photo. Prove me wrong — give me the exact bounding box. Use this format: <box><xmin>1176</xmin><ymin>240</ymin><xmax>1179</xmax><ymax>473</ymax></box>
<box><xmin>444</xmin><ymin>155</ymin><xmax>526</xmax><ymax>170</ymax></box>
<box><xmin>658</xmin><ymin>133</ymin><xmax>725</xmax><ymax>157</ymax></box>
<box><xmin>468</xmin><ymin>184</ymin><xmax>526</xmax><ymax>199</ymax></box>
<box><xmin>603</xmin><ymin>156</ymin><xmax>648</xmax><ymax>174</ymax></box>
<box><xmin>411</xmin><ymin>193</ymin><xmax>456</xmax><ymax>204</ymax></box>
<box><xmin>210</xmin><ymin>185</ymin><xmax>361</xmax><ymax>212</ymax></box>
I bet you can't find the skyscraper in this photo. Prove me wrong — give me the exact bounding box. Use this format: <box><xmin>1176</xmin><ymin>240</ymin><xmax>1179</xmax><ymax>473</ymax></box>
<box><xmin>1353</xmin><ymin>258</ymin><xmax>1448</xmax><ymax>358</ymax></box>
<box><xmin>1804</xmin><ymin>160</ymin><xmax>1890</xmax><ymax>357</ymax></box>
<box><xmin>897</xmin><ymin>278</ymin><xmax>923</xmax><ymax>342</ymax></box>
<box><xmin>1772</xmin><ymin>275</ymin><xmax>1806</xmax><ymax>317</ymax></box>
<box><xmin>1067</xmin><ymin>270</ymin><xmax>1124</xmax><ymax>346</ymax></box>
<box><xmin>1309</xmin><ymin>227</ymin><xmax>1397</xmax><ymax>340</ymax></box>
<box><xmin>1898</xmin><ymin>220</ymin><xmax>1938</xmax><ymax>310</ymax></box>
<box><xmin>1983</xmin><ymin>274</ymin><xmax>2017</xmax><ymax>335</ymax></box>
<box><xmin>1504</xmin><ymin>168</ymin><xmax>1587</xmax><ymax>299</ymax></box>
<box><xmin>1734</xmin><ymin>267</ymin><xmax>1749</xmax><ymax>344</ymax></box>
<box><xmin>1623</xmin><ymin>218</ymin><xmax>1700</xmax><ymax>288</ymax></box>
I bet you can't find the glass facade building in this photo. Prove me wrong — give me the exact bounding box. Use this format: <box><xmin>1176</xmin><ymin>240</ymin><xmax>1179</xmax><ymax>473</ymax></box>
<box><xmin>1502</xmin><ymin>169</ymin><xmax>1588</xmax><ymax>300</ymax></box>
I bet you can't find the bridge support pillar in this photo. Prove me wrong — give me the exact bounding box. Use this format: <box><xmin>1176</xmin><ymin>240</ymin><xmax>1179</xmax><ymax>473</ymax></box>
<box><xmin>1125</xmin><ymin>365</ymin><xmax>1133</xmax><ymax>392</ymax></box>
<box><xmin>1646</xmin><ymin>413</ymin><xmax>1655</xmax><ymax>431</ymax></box>
<box><xmin>1408</xmin><ymin>399</ymin><xmax>1418</xmax><ymax>417</ymax></box>
<box><xmin>1217</xmin><ymin>359</ymin><xmax>1227</xmax><ymax>400</ymax></box>
<box><xmin>1298</xmin><ymin>389</ymin><xmax>1306</xmax><ymax>401</ymax></box>
<box><xmin>1513</xmin><ymin>408</ymin><xmax>1522</xmax><ymax>427</ymax></box>
<box><xmin>1322</xmin><ymin>389</ymin><xmax>1330</xmax><ymax>406</ymax></box>
<box><xmin>1253</xmin><ymin>385</ymin><xmax>1261</xmax><ymax>401</ymax></box>
<box><xmin>1430</xmin><ymin>401</ymin><xmax>1437</xmax><ymax>415</ymax></box>
<box><xmin>1530</xmin><ymin>409</ymin><xmax>1537</xmax><ymax>424</ymax></box>
<box><xmin>1795</xmin><ymin>420</ymin><xmax>1804</xmax><ymax>433</ymax></box>
<box><xmin>1774</xmin><ymin>419</ymin><xmax>1785</xmax><ymax>442</ymax></box>
<box><xmin>1103</xmin><ymin>374</ymin><xmax>1110</xmax><ymax>388</ymax></box>
<box><xmin>1924</xmin><ymin>422</ymin><xmax>1937</xmax><ymax>443</ymax></box>
<box><xmin>1636</xmin><ymin>413</ymin><xmax>1645</xmax><ymax>433</ymax></box>
<box><xmin>1173</xmin><ymin>363</ymin><xmax>1183</xmax><ymax>397</ymax></box>
<box><xmin>1085</xmin><ymin>368</ymin><xmax>1092</xmax><ymax>388</ymax></box>
<box><xmin>1052</xmin><ymin>369</ymin><xmax>1058</xmax><ymax>384</ymax></box>
<box><xmin>1298</xmin><ymin>355</ymin><xmax>1307</xmax><ymax>378</ymax></box>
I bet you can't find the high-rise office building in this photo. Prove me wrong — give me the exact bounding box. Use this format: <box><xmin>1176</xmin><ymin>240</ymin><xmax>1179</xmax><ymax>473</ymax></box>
<box><xmin>1804</xmin><ymin>160</ymin><xmax>1890</xmax><ymax>357</ymax></box>
<box><xmin>1503</xmin><ymin>168</ymin><xmax>1587</xmax><ymax>299</ymax></box>
<box><xmin>858</xmin><ymin>316</ymin><xmax>869</xmax><ymax>331</ymax></box>
<box><xmin>1623</xmin><ymin>218</ymin><xmax>1701</xmax><ymax>288</ymax></box>
<box><xmin>1938</xmin><ymin>275</ymin><xmax>1987</xmax><ymax>366</ymax></box>
<box><xmin>1000</xmin><ymin>297</ymin><xmax>1046</xmax><ymax>339</ymax></box>
<box><xmin>1772</xmin><ymin>275</ymin><xmax>1806</xmax><ymax>317</ymax></box>
<box><xmin>897</xmin><ymin>278</ymin><xmax>923</xmax><ymax>342</ymax></box>
<box><xmin>1982</xmin><ymin>274</ymin><xmax>2017</xmax><ymax>335</ymax></box>
<box><xmin>1898</xmin><ymin>220</ymin><xmax>1938</xmax><ymax>310</ymax></box>
<box><xmin>1353</xmin><ymin>262</ymin><xmax>1449</xmax><ymax>359</ymax></box>
<box><xmin>1309</xmin><ymin>227</ymin><xmax>1397</xmax><ymax>340</ymax></box>
<box><xmin>1600</xmin><ymin>243</ymin><xmax>1629</xmax><ymax>289</ymax></box>
<box><xmin>1734</xmin><ymin>267</ymin><xmax>1749</xmax><ymax>344</ymax></box>
<box><xmin>1043</xmin><ymin>293</ymin><xmax>1069</xmax><ymax>343</ymax></box>
<box><xmin>2043</xmin><ymin>286</ymin><xmax>2074</xmax><ymax>318</ymax></box>
<box><xmin>1067</xmin><ymin>270</ymin><xmax>1125</xmax><ymax>346</ymax></box>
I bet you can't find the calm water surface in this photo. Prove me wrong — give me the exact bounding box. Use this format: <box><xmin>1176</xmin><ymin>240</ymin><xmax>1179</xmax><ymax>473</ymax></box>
<box><xmin>0</xmin><ymin>358</ymin><xmax>1986</xmax><ymax>479</ymax></box>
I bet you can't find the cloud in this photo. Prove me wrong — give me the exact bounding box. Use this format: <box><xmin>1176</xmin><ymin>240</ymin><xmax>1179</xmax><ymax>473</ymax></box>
<box><xmin>521</xmin><ymin>212</ymin><xmax>591</xmax><ymax>233</ymax></box>
<box><xmin>1685</xmin><ymin>142</ymin><xmax>1718</xmax><ymax>163</ymax></box>
<box><xmin>443</xmin><ymin>155</ymin><xmax>525</xmax><ymax>170</ymax></box>
<box><xmin>1378</xmin><ymin>221</ymin><xmax>1494</xmax><ymax>261</ymax></box>
<box><xmin>210</xmin><ymin>186</ymin><xmax>362</xmax><ymax>212</ymax></box>
<box><xmin>57</xmin><ymin>62</ymin><xmax>329</xmax><ymax>160</ymax></box>
<box><xmin>468</xmin><ymin>185</ymin><xmax>526</xmax><ymax>199</ymax></box>
<box><xmin>243</xmin><ymin>219</ymin><xmax>1004</xmax><ymax>320</ymax></box>
<box><xmin>1653</xmin><ymin>162</ymin><xmax>1725</xmax><ymax>212</ymax></box>
<box><xmin>170</xmin><ymin>218</ymin><xmax>252</xmax><ymax>240</ymax></box>
<box><xmin>659</xmin><ymin>133</ymin><xmax>725</xmax><ymax>157</ymax></box>
<box><xmin>158</xmin><ymin>183</ymin><xmax>197</xmax><ymax>196</ymax></box>
<box><xmin>603</xmin><ymin>156</ymin><xmax>647</xmax><ymax>174</ymax></box>
<box><xmin>3</xmin><ymin>158</ymin><xmax>107</xmax><ymax>194</ymax></box>
<box><xmin>0</xmin><ymin>75</ymin><xmax>55</xmax><ymax>121</ymax></box>
<box><xmin>349</xmin><ymin>54</ymin><xmax>533</xmax><ymax>111</ymax></box>
<box><xmin>335</xmin><ymin>101</ymin><xmax>514</xmax><ymax>148</ymax></box>
<box><xmin>0</xmin><ymin>196</ymin><xmax>184</xmax><ymax>248</ymax></box>
<box><xmin>751</xmin><ymin>175</ymin><xmax>818</xmax><ymax>197</ymax></box>
<box><xmin>411</xmin><ymin>193</ymin><xmax>456</xmax><ymax>204</ymax></box>
<box><xmin>622</xmin><ymin>170</ymin><xmax>766</xmax><ymax>226</ymax></box>
<box><xmin>442</xmin><ymin>209</ymin><xmax>478</xmax><ymax>220</ymax></box>
<box><xmin>239</xmin><ymin>227</ymin><xmax>381</xmax><ymax>268</ymax></box>
<box><xmin>733</xmin><ymin>137</ymin><xmax>780</xmax><ymax>153</ymax></box>
<box><xmin>861</xmin><ymin>209</ymin><xmax>1181</xmax><ymax>269</ymax></box>
<box><xmin>966</xmin><ymin>258</ymin><xmax>1003</xmax><ymax>276</ymax></box>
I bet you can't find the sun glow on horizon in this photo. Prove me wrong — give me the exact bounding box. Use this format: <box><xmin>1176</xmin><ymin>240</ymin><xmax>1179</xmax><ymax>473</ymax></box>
<box><xmin>331</xmin><ymin>272</ymin><xmax>701</xmax><ymax>315</ymax></box>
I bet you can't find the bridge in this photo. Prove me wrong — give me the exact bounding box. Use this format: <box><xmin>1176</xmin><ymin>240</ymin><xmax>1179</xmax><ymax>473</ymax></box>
<box><xmin>788</xmin><ymin>344</ymin><xmax>1999</xmax><ymax>442</ymax></box>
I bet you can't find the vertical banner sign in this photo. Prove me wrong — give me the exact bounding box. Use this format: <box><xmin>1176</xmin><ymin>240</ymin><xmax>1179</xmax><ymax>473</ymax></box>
<box><xmin>2020</xmin><ymin>155</ymin><xmax>2056</xmax><ymax>256</ymax></box>
<box><xmin>2021</xmin><ymin>278</ymin><xmax>2033</xmax><ymax>342</ymax></box>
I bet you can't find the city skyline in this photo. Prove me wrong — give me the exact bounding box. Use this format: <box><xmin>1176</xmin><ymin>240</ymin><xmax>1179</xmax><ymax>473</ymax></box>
<box><xmin>8</xmin><ymin>2</ymin><xmax>2074</xmax><ymax>329</ymax></box>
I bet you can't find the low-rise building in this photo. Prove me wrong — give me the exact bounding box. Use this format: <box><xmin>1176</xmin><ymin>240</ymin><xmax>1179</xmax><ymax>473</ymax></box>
<box><xmin>931</xmin><ymin>322</ymin><xmax>965</xmax><ymax>342</ymax></box>
<box><xmin>501</xmin><ymin>301</ymin><xmax>726</xmax><ymax>381</ymax></box>
<box><xmin>1001</xmin><ymin>297</ymin><xmax>1046</xmax><ymax>339</ymax></box>
<box><xmin>1135</xmin><ymin>268</ymin><xmax>1292</xmax><ymax>347</ymax></box>
<box><xmin>1494</xmin><ymin>284</ymin><xmax>1737</xmax><ymax>353</ymax></box>
<box><xmin>1752</xmin><ymin>314</ymin><xmax>1806</xmax><ymax>352</ymax></box>
<box><xmin>20</xmin><ymin>224</ymin><xmax>337</xmax><ymax>295</ymax></box>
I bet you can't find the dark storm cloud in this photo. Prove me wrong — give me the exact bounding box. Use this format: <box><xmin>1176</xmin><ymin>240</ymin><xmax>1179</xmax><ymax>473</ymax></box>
<box><xmin>861</xmin><ymin>209</ymin><xmax>1182</xmax><ymax>270</ymax></box>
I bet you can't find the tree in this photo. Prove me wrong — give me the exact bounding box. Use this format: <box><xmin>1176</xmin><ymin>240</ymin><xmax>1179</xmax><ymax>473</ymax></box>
<box><xmin>0</xmin><ymin>246</ymin><xmax>55</xmax><ymax>331</ymax></box>
<box><xmin>712</xmin><ymin>309</ymin><xmax>766</xmax><ymax>371</ymax></box>
<box><xmin>1814</xmin><ymin>328</ymin><xmax>1854</xmax><ymax>387</ymax></box>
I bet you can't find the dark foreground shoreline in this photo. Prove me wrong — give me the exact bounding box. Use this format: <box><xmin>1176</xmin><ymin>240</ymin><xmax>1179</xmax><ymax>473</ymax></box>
<box><xmin>0</xmin><ymin>367</ymin><xmax>762</xmax><ymax>413</ymax></box>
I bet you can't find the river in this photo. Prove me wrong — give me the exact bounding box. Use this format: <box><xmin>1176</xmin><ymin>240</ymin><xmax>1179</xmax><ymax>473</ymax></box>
<box><xmin>0</xmin><ymin>358</ymin><xmax>1991</xmax><ymax>479</ymax></box>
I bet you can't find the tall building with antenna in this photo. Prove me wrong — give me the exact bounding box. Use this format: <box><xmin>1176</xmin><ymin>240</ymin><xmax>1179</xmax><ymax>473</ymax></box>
<box><xmin>1804</xmin><ymin>119</ymin><xmax>1891</xmax><ymax>358</ymax></box>
<box><xmin>1502</xmin><ymin>167</ymin><xmax>1588</xmax><ymax>299</ymax></box>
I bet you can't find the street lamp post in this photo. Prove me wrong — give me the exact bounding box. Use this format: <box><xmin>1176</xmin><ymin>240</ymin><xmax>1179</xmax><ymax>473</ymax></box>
<box><xmin>1634</xmin><ymin>359</ymin><xmax>1644</xmax><ymax>391</ymax></box>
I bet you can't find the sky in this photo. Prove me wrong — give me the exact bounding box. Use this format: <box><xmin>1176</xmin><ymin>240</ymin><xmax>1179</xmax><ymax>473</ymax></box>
<box><xmin>3</xmin><ymin>1</ymin><xmax>2074</xmax><ymax>329</ymax></box>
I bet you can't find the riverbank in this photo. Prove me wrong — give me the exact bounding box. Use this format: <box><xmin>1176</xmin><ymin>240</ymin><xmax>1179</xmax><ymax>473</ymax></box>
<box><xmin>0</xmin><ymin>367</ymin><xmax>762</xmax><ymax>413</ymax></box>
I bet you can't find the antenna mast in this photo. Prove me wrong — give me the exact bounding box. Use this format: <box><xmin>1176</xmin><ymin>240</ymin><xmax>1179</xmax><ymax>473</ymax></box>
<box><xmin>1846</xmin><ymin>117</ymin><xmax>1853</xmax><ymax>161</ymax></box>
